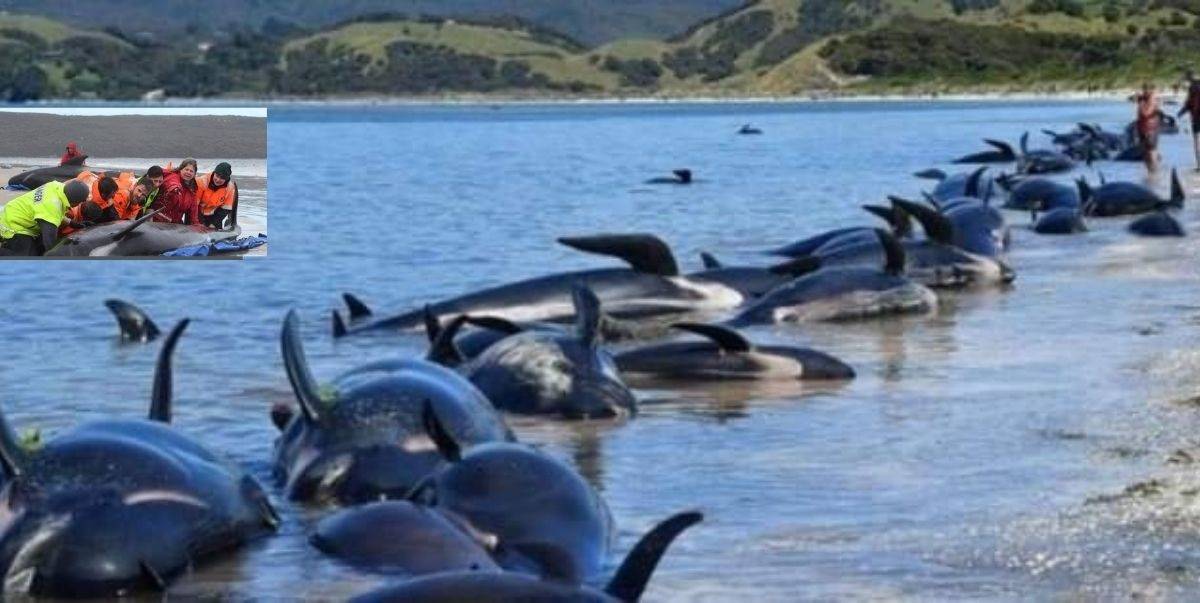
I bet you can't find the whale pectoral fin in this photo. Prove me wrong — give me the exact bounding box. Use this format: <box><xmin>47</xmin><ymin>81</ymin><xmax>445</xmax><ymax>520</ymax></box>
<box><xmin>505</xmin><ymin>542</ymin><xmax>580</xmax><ymax>584</ymax></box>
<box><xmin>557</xmin><ymin>233</ymin><xmax>679</xmax><ymax>276</ymax></box>
<box><xmin>463</xmin><ymin>315</ymin><xmax>524</xmax><ymax>335</ymax></box>
<box><xmin>111</xmin><ymin>208</ymin><xmax>161</xmax><ymax>241</ymax></box>
<box><xmin>889</xmin><ymin>198</ymin><xmax>954</xmax><ymax>246</ymax></box>
<box><xmin>671</xmin><ymin>323</ymin><xmax>751</xmax><ymax>353</ymax></box>
<box><xmin>427</xmin><ymin>315</ymin><xmax>467</xmax><ymax>367</ymax></box>
<box><xmin>281</xmin><ymin>310</ymin><xmax>324</xmax><ymax>424</ymax></box>
<box><xmin>104</xmin><ymin>299</ymin><xmax>161</xmax><ymax>342</ymax></box>
<box><xmin>920</xmin><ymin>191</ymin><xmax>940</xmax><ymax>209</ymax></box>
<box><xmin>331</xmin><ymin>310</ymin><xmax>347</xmax><ymax>338</ymax></box>
<box><xmin>342</xmin><ymin>293</ymin><xmax>372</xmax><ymax>320</ymax></box>
<box><xmin>257</xmin><ymin>496</ymin><xmax>282</xmax><ymax>530</ymax></box>
<box><xmin>699</xmin><ymin>251</ymin><xmax>721</xmax><ymax>270</ymax></box>
<box><xmin>605</xmin><ymin>511</ymin><xmax>703</xmax><ymax>602</ymax></box>
<box><xmin>572</xmin><ymin>283</ymin><xmax>603</xmax><ymax>348</ymax></box>
<box><xmin>768</xmin><ymin>255</ymin><xmax>821</xmax><ymax>278</ymax></box>
<box><xmin>422</xmin><ymin>400</ymin><xmax>461</xmax><ymax>462</ymax></box>
<box><xmin>149</xmin><ymin>320</ymin><xmax>189</xmax><ymax>424</ymax></box>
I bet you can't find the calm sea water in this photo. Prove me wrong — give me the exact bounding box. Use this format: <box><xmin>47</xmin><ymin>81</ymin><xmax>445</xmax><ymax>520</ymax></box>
<box><xmin>1</xmin><ymin>100</ymin><xmax>1199</xmax><ymax>601</ymax></box>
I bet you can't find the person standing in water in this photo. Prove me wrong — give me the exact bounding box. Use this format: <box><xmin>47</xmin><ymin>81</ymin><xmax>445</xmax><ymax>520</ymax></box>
<box><xmin>1179</xmin><ymin>70</ymin><xmax>1200</xmax><ymax>172</ymax></box>
<box><xmin>1135</xmin><ymin>82</ymin><xmax>1161</xmax><ymax>173</ymax></box>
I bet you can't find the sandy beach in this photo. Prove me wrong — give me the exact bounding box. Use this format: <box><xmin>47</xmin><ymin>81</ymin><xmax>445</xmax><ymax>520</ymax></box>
<box><xmin>0</xmin><ymin>113</ymin><xmax>265</xmax><ymax>158</ymax></box>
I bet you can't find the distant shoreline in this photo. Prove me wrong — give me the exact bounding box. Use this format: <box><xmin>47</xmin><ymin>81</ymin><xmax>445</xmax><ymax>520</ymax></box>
<box><xmin>11</xmin><ymin>90</ymin><xmax>1164</xmax><ymax>110</ymax></box>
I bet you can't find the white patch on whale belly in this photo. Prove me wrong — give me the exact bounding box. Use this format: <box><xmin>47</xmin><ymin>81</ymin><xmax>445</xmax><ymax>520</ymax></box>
<box><xmin>124</xmin><ymin>490</ymin><xmax>210</xmax><ymax>509</ymax></box>
<box><xmin>752</xmin><ymin>353</ymin><xmax>806</xmax><ymax>379</ymax></box>
<box><xmin>667</xmin><ymin>277</ymin><xmax>745</xmax><ymax>311</ymax></box>
<box><xmin>773</xmin><ymin>284</ymin><xmax>936</xmax><ymax>323</ymax></box>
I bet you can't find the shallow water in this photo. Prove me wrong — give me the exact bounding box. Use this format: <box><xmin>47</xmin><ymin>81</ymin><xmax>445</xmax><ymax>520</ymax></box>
<box><xmin>1</xmin><ymin>100</ymin><xmax>1200</xmax><ymax>601</ymax></box>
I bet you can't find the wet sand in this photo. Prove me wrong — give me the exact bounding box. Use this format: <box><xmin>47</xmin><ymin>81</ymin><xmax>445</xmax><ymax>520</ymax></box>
<box><xmin>0</xmin><ymin>113</ymin><xmax>265</xmax><ymax>158</ymax></box>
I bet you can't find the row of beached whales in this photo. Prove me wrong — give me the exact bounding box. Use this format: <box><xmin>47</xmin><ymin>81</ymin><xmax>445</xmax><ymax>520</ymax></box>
<box><xmin>950</xmin><ymin>114</ymin><xmax>1179</xmax><ymax>171</ymax></box>
<box><xmin>3</xmin><ymin>121</ymin><xmax>1188</xmax><ymax>598</ymax></box>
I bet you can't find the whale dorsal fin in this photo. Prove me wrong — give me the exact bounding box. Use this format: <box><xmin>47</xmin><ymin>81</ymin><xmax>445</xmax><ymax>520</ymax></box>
<box><xmin>984</xmin><ymin>139</ymin><xmax>1014</xmax><ymax>159</ymax></box>
<box><xmin>422</xmin><ymin>400</ymin><xmax>461</xmax><ymax>462</ymax></box>
<box><xmin>888</xmin><ymin>197</ymin><xmax>954</xmax><ymax>246</ymax></box>
<box><xmin>281</xmin><ymin>310</ymin><xmax>323</xmax><ymax>424</ymax></box>
<box><xmin>0</xmin><ymin>402</ymin><xmax>26</xmax><ymax>479</ymax></box>
<box><xmin>699</xmin><ymin>251</ymin><xmax>721</xmax><ymax>270</ymax></box>
<box><xmin>672</xmin><ymin>169</ymin><xmax>692</xmax><ymax>183</ymax></box>
<box><xmin>331</xmin><ymin>311</ymin><xmax>347</xmax><ymax>338</ymax></box>
<box><xmin>572</xmin><ymin>283</ymin><xmax>602</xmax><ymax>348</ymax></box>
<box><xmin>875</xmin><ymin>228</ymin><xmax>906</xmax><ymax>276</ymax></box>
<box><xmin>966</xmin><ymin>166</ymin><xmax>987</xmax><ymax>198</ymax></box>
<box><xmin>464</xmin><ymin>315</ymin><xmax>525</xmax><ymax>335</ymax></box>
<box><xmin>672</xmin><ymin>322</ymin><xmax>751</xmax><ymax>353</ymax></box>
<box><xmin>342</xmin><ymin>293</ymin><xmax>372</xmax><ymax>320</ymax></box>
<box><xmin>426</xmin><ymin>315</ymin><xmax>467</xmax><ymax>367</ymax></box>
<box><xmin>1019</xmin><ymin>131</ymin><xmax>1030</xmax><ymax>156</ymax></box>
<box><xmin>605</xmin><ymin>511</ymin><xmax>704</xmax><ymax>602</ymax></box>
<box><xmin>557</xmin><ymin>234</ymin><xmax>679</xmax><ymax>276</ymax></box>
<box><xmin>1170</xmin><ymin>168</ymin><xmax>1185</xmax><ymax>207</ymax></box>
<box><xmin>105</xmin><ymin>299</ymin><xmax>160</xmax><ymax>342</ymax></box>
<box><xmin>768</xmin><ymin>255</ymin><xmax>822</xmax><ymax>277</ymax></box>
<box><xmin>149</xmin><ymin>319</ymin><xmax>189</xmax><ymax>423</ymax></box>
<box><xmin>913</xmin><ymin>168</ymin><xmax>946</xmax><ymax>181</ymax></box>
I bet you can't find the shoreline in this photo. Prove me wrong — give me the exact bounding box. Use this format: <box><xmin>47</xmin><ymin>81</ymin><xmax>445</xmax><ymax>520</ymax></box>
<box><xmin>4</xmin><ymin>89</ymin><xmax>1163</xmax><ymax>109</ymax></box>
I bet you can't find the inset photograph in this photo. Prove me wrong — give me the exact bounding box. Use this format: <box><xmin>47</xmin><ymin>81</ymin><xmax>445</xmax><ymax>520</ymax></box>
<box><xmin>0</xmin><ymin>107</ymin><xmax>266</xmax><ymax>257</ymax></box>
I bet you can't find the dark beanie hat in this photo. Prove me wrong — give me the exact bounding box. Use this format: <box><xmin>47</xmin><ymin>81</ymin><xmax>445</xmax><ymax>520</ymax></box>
<box><xmin>214</xmin><ymin>162</ymin><xmax>232</xmax><ymax>180</ymax></box>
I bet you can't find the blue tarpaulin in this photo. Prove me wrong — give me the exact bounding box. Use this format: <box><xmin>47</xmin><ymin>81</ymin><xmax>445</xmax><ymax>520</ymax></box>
<box><xmin>161</xmin><ymin>234</ymin><xmax>267</xmax><ymax>257</ymax></box>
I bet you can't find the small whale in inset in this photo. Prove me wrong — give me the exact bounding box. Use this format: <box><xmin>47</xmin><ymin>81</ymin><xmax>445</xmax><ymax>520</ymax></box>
<box><xmin>737</xmin><ymin>124</ymin><xmax>763</xmax><ymax>135</ymax></box>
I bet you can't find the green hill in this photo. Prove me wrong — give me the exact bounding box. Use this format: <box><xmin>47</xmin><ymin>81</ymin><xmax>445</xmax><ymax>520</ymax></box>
<box><xmin>3</xmin><ymin>2</ymin><xmax>1200</xmax><ymax>100</ymax></box>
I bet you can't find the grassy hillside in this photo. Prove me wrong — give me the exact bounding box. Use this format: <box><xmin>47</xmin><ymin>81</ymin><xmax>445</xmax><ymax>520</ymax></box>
<box><xmin>3</xmin><ymin>2</ymin><xmax>1200</xmax><ymax>100</ymax></box>
<box><xmin>1</xmin><ymin>0</ymin><xmax>744</xmax><ymax>47</ymax></box>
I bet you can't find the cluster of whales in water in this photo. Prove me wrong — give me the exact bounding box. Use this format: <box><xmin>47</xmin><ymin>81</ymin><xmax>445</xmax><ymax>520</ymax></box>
<box><xmin>0</xmin><ymin>299</ymin><xmax>701</xmax><ymax>600</ymax></box>
<box><xmin>5</xmin><ymin>120</ymin><xmax>1189</xmax><ymax>598</ymax></box>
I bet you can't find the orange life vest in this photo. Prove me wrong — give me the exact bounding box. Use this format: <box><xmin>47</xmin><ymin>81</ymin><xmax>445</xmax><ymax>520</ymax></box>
<box><xmin>195</xmin><ymin>173</ymin><xmax>237</xmax><ymax>216</ymax></box>
<box><xmin>73</xmin><ymin>171</ymin><xmax>135</xmax><ymax>209</ymax></box>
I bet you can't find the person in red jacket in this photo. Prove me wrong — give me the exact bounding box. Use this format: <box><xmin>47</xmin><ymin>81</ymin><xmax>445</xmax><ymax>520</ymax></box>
<box><xmin>59</xmin><ymin>141</ymin><xmax>83</xmax><ymax>166</ymax></box>
<box><xmin>1179</xmin><ymin>69</ymin><xmax>1200</xmax><ymax>171</ymax></box>
<box><xmin>149</xmin><ymin>158</ymin><xmax>201</xmax><ymax>226</ymax></box>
